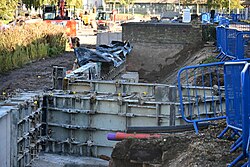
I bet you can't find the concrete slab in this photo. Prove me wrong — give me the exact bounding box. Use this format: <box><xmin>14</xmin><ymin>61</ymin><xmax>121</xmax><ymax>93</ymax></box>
<box><xmin>30</xmin><ymin>153</ymin><xmax>109</xmax><ymax>167</ymax></box>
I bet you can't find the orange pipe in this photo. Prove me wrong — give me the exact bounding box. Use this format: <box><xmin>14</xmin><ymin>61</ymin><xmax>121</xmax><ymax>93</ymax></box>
<box><xmin>107</xmin><ymin>132</ymin><xmax>161</xmax><ymax>141</ymax></box>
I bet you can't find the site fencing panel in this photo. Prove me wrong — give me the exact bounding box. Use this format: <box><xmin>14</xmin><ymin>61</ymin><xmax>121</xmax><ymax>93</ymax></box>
<box><xmin>177</xmin><ymin>62</ymin><xmax>226</xmax><ymax>134</ymax></box>
<box><xmin>235</xmin><ymin>32</ymin><xmax>250</xmax><ymax>60</ymax></box>
<box><xmin>224</xmin><ymin>62</ymin><xmax>246</xmax><ymax>130</ymax></box>
<box><xmin>223</xmin><ymin>62</ymin><xmax>250</xmax><ymax>166</ymax></box>
<box><xmin>240</xmin><ymin>63</ymin><xmax>250</xmax><ymax>166</ymax></box>
<box><xmin>216</xmin><ymin>26</ymin><xmax>250</xmax><ymax>61</ymax></box>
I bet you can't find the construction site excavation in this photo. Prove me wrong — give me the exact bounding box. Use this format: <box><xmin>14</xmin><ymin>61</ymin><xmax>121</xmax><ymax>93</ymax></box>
<box><xmin>2</xmin><ymin>11</ymin><xmax>250</xmax><ymax>167</ymax></box>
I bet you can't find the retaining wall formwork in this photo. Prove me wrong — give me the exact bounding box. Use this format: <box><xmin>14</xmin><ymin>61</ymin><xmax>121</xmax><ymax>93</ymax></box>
<box><xmin>0</xmin><ymin>92</ymin><xmax>42</xmax><ymax>167</ymax></box>
<box><xmin>43</xmin><ymin>80</ymin><xmax>225</xmax><ymax>157</ymax></box>
<box><xmin>0</xmin><ymin>81</ymin><xmax>226</xmax><ymax>166</ymax></box>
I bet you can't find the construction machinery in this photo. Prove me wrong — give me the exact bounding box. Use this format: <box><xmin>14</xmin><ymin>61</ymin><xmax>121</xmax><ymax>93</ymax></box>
<box><xmin>42</xmin><ymin>0</ymin><xmax>78</xmax><ymax>47</ymax></box>
<box><xmin>95</xmin><ymin>10</ymin><xmax>116</xmax><ymax>31</ymax></box>
<box><xmin>80</xmin><ymin>11</ymin><xmax>96</xmax><ymax>27</ymax></box>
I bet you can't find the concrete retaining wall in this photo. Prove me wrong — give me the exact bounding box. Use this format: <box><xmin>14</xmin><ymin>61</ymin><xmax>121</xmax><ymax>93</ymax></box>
<box><xmin>122</xmin><ymin>23</ymin><xmax>204</xmax><ymax>83</ymax></box>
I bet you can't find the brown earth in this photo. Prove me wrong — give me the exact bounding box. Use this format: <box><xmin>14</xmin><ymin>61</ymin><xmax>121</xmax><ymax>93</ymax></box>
<box><xmin>0</xmin><ymin>43</ymin><xmax>96</xmax><ymax>97</ymax></box>
<box><xmin>0</xmin><ymin>52</ymin><xmax>75</xmax><ymax>96</ymax></box>
<box><xmin>110</xmin><ymin>121</ymin><xmax>245</xmax><ymax>167</ymax></box>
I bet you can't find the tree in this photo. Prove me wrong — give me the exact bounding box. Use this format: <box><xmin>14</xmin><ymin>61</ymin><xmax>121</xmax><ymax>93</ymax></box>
<box><xmin>207</xmin><ymin>0</ymin><xmax>242</xmax><ymax>11</ymax></box>
<box><xmin>0</xmin><ymin>0</ymin><xmax>19</xmax><ymax>19</ymax></box>
<box><xmin>119</xmin><ymin>0</ymin><xmax>134</xmax><ymax>13</ymax></box>
<box><xmin>21</xmin><ymin>0</ymin><xmax>83</xmax><ymax>9</ymax></box>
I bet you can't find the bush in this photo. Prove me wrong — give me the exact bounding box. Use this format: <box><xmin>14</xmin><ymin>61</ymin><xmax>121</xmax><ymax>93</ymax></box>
<box><xmin>0</xmin><ymin>22</ymin><xmax>68</xmax><ymax>73</ymax></box>
<box><xmin>202</xmin><ymin>24</ymin><xmax>216</xmax><ymax>42</ymax></box>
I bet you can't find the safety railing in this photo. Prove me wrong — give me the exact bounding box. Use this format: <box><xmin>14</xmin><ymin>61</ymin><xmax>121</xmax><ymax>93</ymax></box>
<box><xmin>217</xmin><ymin>62</ymin><xmax>246</xmax><ymax>141</ymax></box>
<box><xmin>220</xmin><ymin>62</ymin><xmax>250</xmax><ymax>167</ymax></box>
<box><xmin>241</xmin><ymin>63</ymin><xmax>250</xmax><ymax>167</ymax></box>
<box><xmin>216</xmin><ymin>27</ymin><xmax>237</xmax><ymax>61</ymax></box>
<box><xmin>235</xmin><ymin>32</ymin><xmax>250</xmax><ymax>60</ymax></box>
<box><xmin>216</xmin><ymin>26</ymin><xmax>250</xmax><ymax>61</ymax></box>
<box><xmin>177</xmin><ymin>62</ymin><xmax>226</xmax><ymax>134</ymax></box>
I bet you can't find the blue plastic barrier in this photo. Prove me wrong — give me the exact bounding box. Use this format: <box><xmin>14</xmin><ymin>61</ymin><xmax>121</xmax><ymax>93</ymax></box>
<box><xmin>227</xmin><ymin>63</ymin><xmax>250</xmax><ymax>166</ymax></box>
<box><xmin>240</xmin><ymin>63</ymin><xmax>250</xmax><ymax>166</ymax></box>
<box><xmin>177</xmin><ymin>62</ymin><xmax>226</xmax><ymax>134</ymax></box>
<box><xmin>224</xmin><ymin>62</ymin><xmax>246</xmax><ymax>129</ymax></box>
<box><xmin>236</xmin><ymin>32</ymin><xmax>250</xmax><ymax>59</ymax></box>
<box><xmin>218</xmin><ymin>62</ymin><xmax>246</xmax><ymax>140</ymax></box>
<box><xmin>201</xmin><ymin>13</ymin><xmax>210</xmax><ymax>24</ymax></box>
<box><xmin>216</xmin><ymin>26</ymin><xmax>224</xmax><ymax>51</ymax></box>
<box><xmin>216</xmin><ymin>27</ymin><xmax>238</xmax><ymax>61</ymax></box>
<box><xmin>226</xmin><ymin>28</ymin><xmax>237</xmax><ymax>57</ymax></box>
<box><xmin>215</xmin><ymin>26</ymin><xmax>250</xmax><ymax>61</ymax></box>
<box><xmin>230</xmin><ymin>14</ymin><xmax>239</xmax><ymax>22</ymax></box>
<box><xmin>214</xmin><ymin>14</ymin><xmax>220</xmax><ymax>23</ymax></box>
<box><xmin>219</xmin><ymin>17</ymin><xmax>230</xmax><ymax>26</ymax></box>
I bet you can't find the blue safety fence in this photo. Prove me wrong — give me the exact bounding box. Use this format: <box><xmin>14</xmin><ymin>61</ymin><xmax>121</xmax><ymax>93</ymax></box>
<box><xmin>241</xmin><ymin>63</ymin><xmax>250</xmax><ymax>166</ymax></box>
<box><xmin>216</xmin><ymin>27</ymin><xmax>238</xmax><ymax>61</ymax></box>
<box><xmin>217</xmin><ymin>62</ymin><xmax>246</xmax><ymax>142</ymax></box>
<box><xmin>201</xmin><ymin>13</ymin><xmax>210</xmax><ymax>24</ymax></box>
<box><xmin>205</xmin><ymin>13</ymin><xmax>244</xmax><ymax>24</ymax></box>
<box><xmin>216</xmin><ymin>26</ymin><xmax>250</xmax><ymax>61</ymax></box>
<box><xmin>177</xmin><ymin>62</ymin><xmax>226</xmax><ymax>134</ymax></box>
<box><xmin>219</xmin><ymin>17</ymin><xmax>230</xmax><ymax>26</ymax></box>
<box><xmin>220</xmin><ymin>13</ymin><xmax>245</xmax><ymax>22</ymax></box>
<box><xmin>177</xmin><ymin>60</ymin><xmax>250</xmax><ymax>165</ymax></box>
<box><xmin>177</xmin><ymin>59</ymin><xmax>250</xmax><ymax>134</ymax></box>
<box><xmin>221</xmin><ymin>62</ymin><xmax>250</xmax><ymax>167</ymax></box>
<box><xmin>236</xmin><ymin>32</ymin><xmax>250</xmax><ymax>59</ymax></box>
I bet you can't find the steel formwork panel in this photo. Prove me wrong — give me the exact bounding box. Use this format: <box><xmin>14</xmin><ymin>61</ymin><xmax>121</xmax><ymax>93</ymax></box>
<box><xmin>91</xmin><ymin>114</ymin><xmax>126</xmax><ymax>130</ymax></box>
<box><xmin>43</xmin><ymin>78</ymin><xmax>227</xmax><ymax>157</ymax></box>
<box><xmin>44</xmin><ymin>92</ymin><xmax>177</xmax><ymax>157</ymax></box>
<box><xmin>91</xmin><ymin>130</ymin><xmax>119</xmax><ymax>147</ymax></box>
<box><xmin>91</xmin><ymin>146</ymin><xmax>114</xmax><ymax>157</ymax></box>
<box><xmin>180</xmin><ymin>86</ymin><xmax>223</xmax><ymax>98</ymax></box>
<box><xmin>69</xmin><ymin>81</ymin><xmax>170</xmax><ymax>97</ymax></box>
<box><xmin>96</xmin><ymin>100</ymin><xmax>122</xmax><ymax>114</ymax></box>
<box><xmin>128</xmin><ymin>116</ymin><xmax>170</xmax><ymax>127</ymax></box>
<box><xmin>47</xmin><ymin>109</ymin><xmax>90</xmax><ymax>127</ymax></box>
<box><xmin>0</xmin><ymin>92</ymin><xmax>42</xmax><ymax>167</ymax></box>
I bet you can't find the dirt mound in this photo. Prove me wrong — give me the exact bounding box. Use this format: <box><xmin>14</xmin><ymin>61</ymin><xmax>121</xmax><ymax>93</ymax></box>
<box><xmin>110</xmin><ymin>121</ymin><xmax>244</xmax><ymax>167</ymax></box>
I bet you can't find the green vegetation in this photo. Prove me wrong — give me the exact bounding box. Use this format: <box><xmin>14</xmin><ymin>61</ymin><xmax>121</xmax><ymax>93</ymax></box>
<box><xmin>202</xmin><ymin>25</ymin><xmax>217</xmax><ymax>42</ymax></box>
<box><xmin>0</xmin><ymin>23</ymin><xmax>67</xmax><ymax>73</ymax></box>
<box><xmin>201</xmin><ymin>56</ymin><xmax>219</xmax><ymax>64</ymax></box>
<box><xmin>0</xmin><ymin>0</ymin><xmax>18</xmax><ymax>19</ymax></box>
<box><xmin>22</xmin><ymin>0</ymin><xmax>83</xmax><ymax>9</ymax></box>
<box><xmin>207</xmin><ymin>0</ymin><xmax>243</xmax><ymax>11</ymax></box>
<box><xmin>0</xmin><ymin>0</ymin><xmax>83</xmax><ymax>20</ymax></box>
